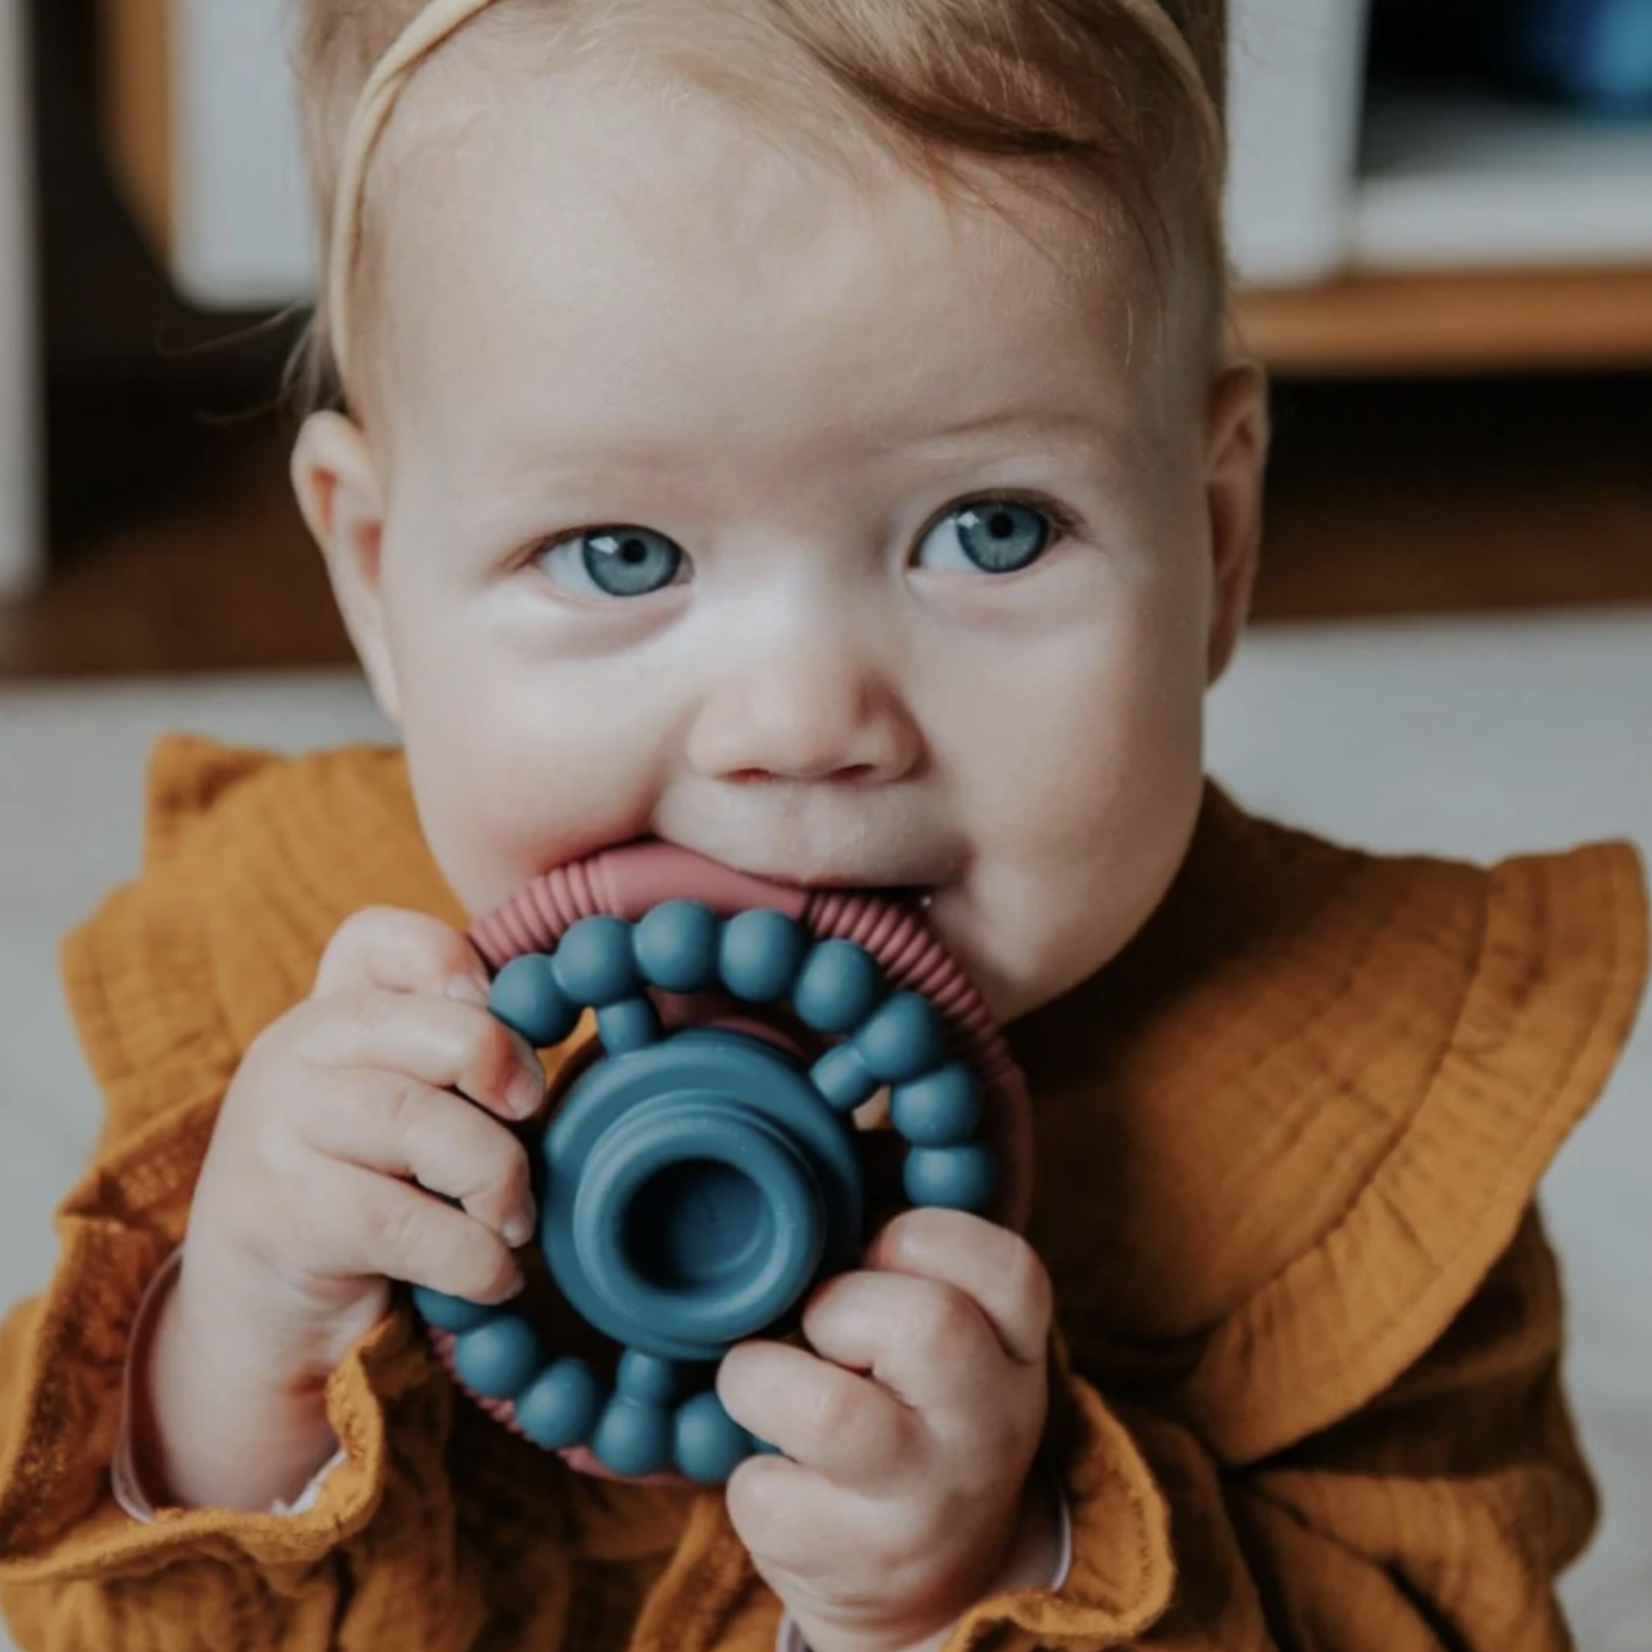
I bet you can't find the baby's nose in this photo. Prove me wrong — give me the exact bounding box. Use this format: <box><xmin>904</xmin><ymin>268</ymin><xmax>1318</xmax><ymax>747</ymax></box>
<box><xmin>687</xmin><ymin>639</ymin><xmax>922</xmax><ymax>786</ymax></box>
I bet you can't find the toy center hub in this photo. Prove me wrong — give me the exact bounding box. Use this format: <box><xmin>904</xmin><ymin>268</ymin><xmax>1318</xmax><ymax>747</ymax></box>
<box><xmin>543</xmin><ymin>1029</ymin><xmax>865</xmax><ymax>1362</ymax></box>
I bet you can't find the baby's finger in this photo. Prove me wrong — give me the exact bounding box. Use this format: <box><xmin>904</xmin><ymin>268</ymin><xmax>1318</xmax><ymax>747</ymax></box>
<box><xmin>717</xmin><ymin>1339</ymin><xmax>917</xmax><ymax>1491</ymax></box>
<box><xmin>297</xmin><ymin>990</ymin><xmax>546</xmax><ymax>1122</ymax></box>
<box><xmin>314</xmin><ymin>907</ymin><xmax>490</xmax><ymax>1002</ymax></box>
<box><xmin>802</xmin><ymin>1269</ymin><xmax>1010</xmax><ymax>1419</ymax></box>
<box><xmin>865</xmin><ymin>1208</ymin><xmax>1052</xmax><ymax>1368</ymax></box>
<box><xmin>725</xmin><ymin>1454</ymin><xmax>882</xmax><ymax>1582</ymax></box>
<box><xmin>294</xmin><ymin>1073</ymin><xmax>537</xmax><ymax>1246</ymax></box>
<box><xmin>299</xmin><ymin>1155</ymin><xmax>523</xmax><ymax>1304</ymax></box>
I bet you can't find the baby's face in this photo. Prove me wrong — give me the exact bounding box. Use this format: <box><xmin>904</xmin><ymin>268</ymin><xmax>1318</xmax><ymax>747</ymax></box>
<box><xmin>298</xmin><ymin>43</ymin><xmax>1264</xmax><ymax>1022</ymax></box>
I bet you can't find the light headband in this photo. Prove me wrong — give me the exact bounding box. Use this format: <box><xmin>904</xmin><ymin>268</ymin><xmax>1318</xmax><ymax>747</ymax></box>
<box><xmin>324</xmin><ymin>0</ymin><xmax>1223</xmax><ymax>390</ymax></box>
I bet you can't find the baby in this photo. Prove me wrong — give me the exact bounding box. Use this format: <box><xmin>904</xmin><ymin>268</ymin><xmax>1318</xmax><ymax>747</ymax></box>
<box><xmin>0</xmin><ymin>1</ymin><xmax>1646</xmax><ymax>1649</ymax></box>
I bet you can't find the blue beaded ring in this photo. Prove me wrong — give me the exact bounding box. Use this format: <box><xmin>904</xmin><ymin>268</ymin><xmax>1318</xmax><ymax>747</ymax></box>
<box><xmin>415</xmin><ymin>900</ymin><xmax>995</xmax><ymax>1484</ymax></box>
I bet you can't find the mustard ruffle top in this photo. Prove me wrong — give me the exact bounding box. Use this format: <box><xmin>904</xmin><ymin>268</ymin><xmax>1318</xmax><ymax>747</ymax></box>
<box><xmin>0</xmin><ymin>736</ymin><xmax>1643</xmax><ymax>1650</ymax></box>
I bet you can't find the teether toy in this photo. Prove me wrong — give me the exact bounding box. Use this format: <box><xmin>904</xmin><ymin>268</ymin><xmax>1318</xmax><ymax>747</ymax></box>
<box><xmin>412</xmin><ymin>842</ymin><xmax>1033</xmax><ymax>1485</ymax></box>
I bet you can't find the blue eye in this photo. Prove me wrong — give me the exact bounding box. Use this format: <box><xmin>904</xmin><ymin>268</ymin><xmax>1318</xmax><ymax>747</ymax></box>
<box><xmin>914</xmin><ymin>501</ymin><xmax>1054</xmax><ymax>575</ymax></box>
<box><xmin>536</xmin><ymin>527</ymin><xmax>688</xmax><ymax>598</ymax></box>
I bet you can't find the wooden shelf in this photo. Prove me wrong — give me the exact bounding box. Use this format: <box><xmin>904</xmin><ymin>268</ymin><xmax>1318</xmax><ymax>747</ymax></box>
<box><xmin>97</xmin><ymin>0</ymin><xmax>174</xmax><ymax>257</ymax></box>
<box><xmin>1235</xmin><ymin>265</ymin><xmax>1652</xmax><ymax>376</ymax></box>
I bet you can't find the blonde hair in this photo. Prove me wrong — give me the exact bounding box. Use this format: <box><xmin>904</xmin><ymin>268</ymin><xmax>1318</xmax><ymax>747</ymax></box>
<box><xmin>292</xmin><ymin>0</ymin><xmax>1228</xmax><ymax>412</ymax></box>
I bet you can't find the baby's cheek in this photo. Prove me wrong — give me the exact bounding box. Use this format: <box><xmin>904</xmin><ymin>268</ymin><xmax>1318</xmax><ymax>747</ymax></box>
<box><xmin>957</xmin><ymin>621</ymin><xmax>1205</xmax><ymax>1011</ymax></box>
<box><xmin>1032</xmin><ymin>642</ymin><xmax>1204</xmax><ymax>900</ymax></box>
<box><xmin>981</xmin><ymin>603</ymin><xmax>1201</xmax><ymax>841</ymax></box>
<box><xmin>402</xmin><ymin>729</ymin><xmax>539</xmax><ymax>915</ymax></box>
<box><xmin>397</xmin><ymin>660</ymin><xmax>658</xmax><ymax>917</ymax></box>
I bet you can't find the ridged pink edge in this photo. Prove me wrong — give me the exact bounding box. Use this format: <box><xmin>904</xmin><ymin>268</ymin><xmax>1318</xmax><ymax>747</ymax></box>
<box><xmin>450</xmin><ymin>841</ymin><xmax>1037</xmax><ymax>1482</ymax></box>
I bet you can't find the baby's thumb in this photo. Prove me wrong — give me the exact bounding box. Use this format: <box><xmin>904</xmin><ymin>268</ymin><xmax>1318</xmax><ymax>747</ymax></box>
<box><xmin>314</xmin><ymin>906</ymin><xmax>490</xmax><ymax>1000</ymax></box>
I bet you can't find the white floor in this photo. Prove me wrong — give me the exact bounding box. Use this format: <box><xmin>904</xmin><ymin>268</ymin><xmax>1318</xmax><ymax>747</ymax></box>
<box><xmin>1</xmin><ymin>610</ymin><xmax>1649</xmax><ymax>1644</ymax></box>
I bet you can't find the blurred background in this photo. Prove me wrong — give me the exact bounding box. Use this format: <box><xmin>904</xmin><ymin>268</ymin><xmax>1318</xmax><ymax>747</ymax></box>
<box><xmin>0</xmin><ymin>0</ymin><xmax>1649</xmax><ymax>1645</ymax></box>
<box><xmin>2</xmin><ymin>0</ymin><xmax>1651</xmax><ymax>654</ymax></box>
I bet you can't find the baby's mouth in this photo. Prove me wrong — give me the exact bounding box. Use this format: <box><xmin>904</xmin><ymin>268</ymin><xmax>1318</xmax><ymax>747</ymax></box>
<box><xmin>649</xmin><ymin>787</ymin><xmax>963</xmax><ymax>897</ymax></box>
<box><xmin>642</xmin><ymin>835</ymin><xmax>957</xmax><ymax>907</ymax></box>
<box><xmin>715</xmin><ymin>864</ymin><xmax>944</xmax><ymax>911</ymax></box>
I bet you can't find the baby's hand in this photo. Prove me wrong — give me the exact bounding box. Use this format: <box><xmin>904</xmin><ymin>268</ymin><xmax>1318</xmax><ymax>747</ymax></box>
<box><xmin>718</xmin><ymin>1209</ymin><xmax>1058</xmax><ymax>1652</ymax></box>
<box><xmin>144</xmin><ymin>908</ymin><xmax>547</xmax><ymax>1510</ymax></box>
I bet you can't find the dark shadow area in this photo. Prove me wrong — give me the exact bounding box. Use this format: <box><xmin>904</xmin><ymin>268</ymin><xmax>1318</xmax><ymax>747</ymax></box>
<box><xmin>32</xmin><ymin>0</ymin><xmax>304</xmax><ymax>557</ymax></box>
<box><xmin>1260</xmin><ymin>372</ymin><xmax>1652</xmax><ymax>620</ymax></box>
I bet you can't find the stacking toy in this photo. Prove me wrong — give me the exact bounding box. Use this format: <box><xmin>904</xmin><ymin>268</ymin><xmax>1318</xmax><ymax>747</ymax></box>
<box><xmin>412</xmin><ymin>843</ymin><xmax>1034</xmax><ymax>1486</ymax></box>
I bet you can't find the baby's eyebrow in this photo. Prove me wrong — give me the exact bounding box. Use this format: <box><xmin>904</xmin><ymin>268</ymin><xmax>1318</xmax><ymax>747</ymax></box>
<box><xmin>902</xmin><ymin>406</ymin><xmax>1111</xmax><ymax>445</ymax></box>
<box><xmin>480</xmin><ymin>407</ymin><xmax>1118</xmax><ymax>490</ymax></box>
<box><xmin>893</xmin><ymin>408</ymin><xmax>1116</xmax><ymax>458</ymax></box>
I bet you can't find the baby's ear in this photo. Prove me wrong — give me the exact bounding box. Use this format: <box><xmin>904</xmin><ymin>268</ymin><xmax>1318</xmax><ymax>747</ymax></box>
<box><xmin>1202</xmin><ymin>360</ymin><xmax>1271</xmax><ymax>686</ymax></box>
<box><xmin>291</xmin><ymin>413</ymin><xmax>402</xmax><ymax>725</ymax></box>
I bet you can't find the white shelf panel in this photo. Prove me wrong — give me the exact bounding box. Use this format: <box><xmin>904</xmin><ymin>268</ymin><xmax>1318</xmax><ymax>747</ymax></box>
<box><xmin>172</xmin><ymin>0</ymin><xmax>317</xmax><ymax>309</ymax></box>
<box><xmin>1225</xmin><ymin>0</ymin><xmax>1371</xmax><ymax>286</ymax></box>
<box><xmin>1354</xmin><ymin>88</ymin><xmax>1652</xmax><ymax>270</ymax></box>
